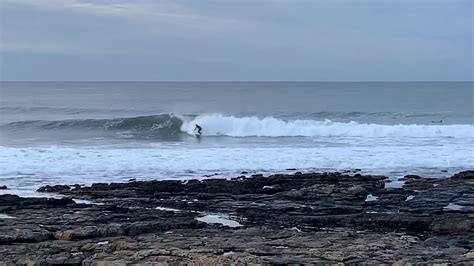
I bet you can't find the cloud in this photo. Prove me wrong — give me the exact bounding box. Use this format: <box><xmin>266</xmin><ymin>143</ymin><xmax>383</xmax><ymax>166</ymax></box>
<box><xmin>0</xmin><ymin>0</ymin><xmax>245</xmax><ymax>54</ymax></box>
<box><xmin>2</xmin><ymin>0</ymin><xmax>158</xmax><ymax>16</ymax></box>
<box><xmin>1</xmin><ymin>0</ymin><xmax>472</xmax><ymax>80</ymax></box>
<box><xmin>1</xmin><ymin>0</ymin><xmax>241</xmax><ymax>26</ymax></box>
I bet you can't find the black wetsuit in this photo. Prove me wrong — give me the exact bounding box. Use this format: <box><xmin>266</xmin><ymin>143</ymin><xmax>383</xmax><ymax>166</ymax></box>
<box><xmin>194</xmin><ymin>125</ymin><xmax>202</xmax><ymax>135</ymax></box>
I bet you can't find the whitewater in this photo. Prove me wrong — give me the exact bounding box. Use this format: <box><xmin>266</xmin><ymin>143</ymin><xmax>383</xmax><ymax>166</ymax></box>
<box><xmin>181</xmin><ymin>114</ymin><xmax>473</xmax><ymax>138</ymax></box>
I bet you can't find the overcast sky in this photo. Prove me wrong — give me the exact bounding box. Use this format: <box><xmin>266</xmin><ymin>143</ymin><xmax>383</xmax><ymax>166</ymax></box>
<box><xmin>0</xmin><ymin>0</ymin><xmax>472</xmax><ymax>81</ymax></box>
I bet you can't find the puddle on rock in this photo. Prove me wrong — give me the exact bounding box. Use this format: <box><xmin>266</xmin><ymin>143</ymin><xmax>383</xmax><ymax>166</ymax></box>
<box><xmin>196</xmin><ymin>214</ymin><xmax>243</xmax><ymax>228</ymax></box>
<box><xmin>443</xmin><ymin>203</ymin><xmax>465</xmax><ymax>211</ymax></box>
<box><xmin>156</xmin><ymin>206</ymin><xmax>182</xmax><ymax>212</ymax></box>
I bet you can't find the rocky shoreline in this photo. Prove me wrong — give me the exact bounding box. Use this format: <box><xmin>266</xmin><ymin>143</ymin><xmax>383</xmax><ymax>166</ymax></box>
<box><xmin>1</xmin><ymin>171</ymin><xmax>473</xmax><ymax>264</ymax></box>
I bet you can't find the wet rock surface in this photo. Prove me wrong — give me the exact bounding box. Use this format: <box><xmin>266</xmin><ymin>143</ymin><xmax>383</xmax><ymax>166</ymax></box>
<box><xmin>1</xmin><ymin>171</ymin><xmax>473</xmax><ymax>264</ymax></box>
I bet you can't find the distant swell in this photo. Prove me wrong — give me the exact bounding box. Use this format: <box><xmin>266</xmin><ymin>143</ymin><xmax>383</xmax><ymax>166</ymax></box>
<box><xmin>3</xmin><ymin>113</ymin><xmax>473</xmax><ymax>138</ymax></box>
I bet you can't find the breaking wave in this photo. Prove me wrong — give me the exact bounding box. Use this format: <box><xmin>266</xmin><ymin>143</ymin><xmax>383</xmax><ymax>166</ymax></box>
<box><xmin>3</xmin><ymin>113</ymin><xmax>473</xmax><ymax>138</ymax></box>
<box><xmin>183</xmin><ymin>114</ymin><xmax>473</xmax><ymax>138</ymax></box>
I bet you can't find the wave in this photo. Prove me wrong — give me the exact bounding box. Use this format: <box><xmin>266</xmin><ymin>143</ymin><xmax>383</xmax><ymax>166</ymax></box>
<box><xmin>182</xmin><ymin>114</ymin><xmax>473</xmax><ymax>138</ymax></box>
<box><xmin>3</xmin><ymin>113</ymin><xmax>473</xmax><ymax>138</ymax></box>
<box><xmin>3</xmin><ymin>114</ymin><xmax>184</xmax><ymax>137</ymax></box>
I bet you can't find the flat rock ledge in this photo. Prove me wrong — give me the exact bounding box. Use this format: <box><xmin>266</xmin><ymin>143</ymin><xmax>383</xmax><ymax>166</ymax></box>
<box><xmin>1</xmin><ymin>171</ymin><xmax>473</xmax><ymax>264</ymax></box>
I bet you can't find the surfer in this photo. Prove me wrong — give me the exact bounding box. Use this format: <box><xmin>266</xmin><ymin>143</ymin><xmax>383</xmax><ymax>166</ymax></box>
<box><xmin>194</xmin><ymin>124</ymin><xmax>202</xmax><ymax>136</ymax></box>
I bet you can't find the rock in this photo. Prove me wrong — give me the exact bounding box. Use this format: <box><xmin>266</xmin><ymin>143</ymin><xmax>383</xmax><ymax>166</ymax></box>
<box><xmin>0</xmin><ymin>185</ymin><xmax>7</xmax><ymax>190</ymax></box>
<box><xmin>451</xmin><ymin>170</ymin><xmax>474</xmax><ymax>180</ymax></box>
<box><xmin>45</xmin><ymin>197</ymin><xmax>76</xmax><ymax>206</ymax></box>
<box><xmin>0</xmin><ymin>194</ymin><xmax>20</xmax><ymax>205</ymax></box>
<box><xmin>320</xmin><ymin>251</ymin><xmax>364</xmax><ymax>262</ymax></box>
<box><xmin>0</xmin><ymin>194</ymin><xmax>72</xmax><ymax>206</ymax></box>
<box><xmin>0</xmin><ymin>226</ymin><xmax>52</xmax><ymax>243</ymax></box>
<box><xmin>0</xmin><ymin>171</ymin><xmax>472</xmax><ymax>263</ymax></box>
<box><xmin>399</xmin><ymin>235</ymin><xmax>419</xmax><ymax>244</ymax></box>
<box><xmin>462</xmin><ymin>251</ymin><xmax>474</xmax><ymax>259</ymax></box>
<box><xmin>54</xmin><ymin>227</ymin><xmax>101</xmax><ymax>241</ymax></box>
<box><xmin>284</xmin><ymin>189</ymin><xmax>304</xmax><ymax>199</ymax></box>
<box><xmin>37</xmin><ymin>185</ymin><xmax>70</xmax><ymax>192</ymax></box>
<box><xmin>347</xmin><ymin>185</ymin><xmax>367</xmax><ymax>196</ymax></box>
<box><xmin>404</xmin><ymin>175</ymin><xmax>422</xmax><ymax>180</ymax></box>
<box><xmin>430</xmin><ymin>219</ymin><xmax>474</xmax><ymax>234</ymax></box>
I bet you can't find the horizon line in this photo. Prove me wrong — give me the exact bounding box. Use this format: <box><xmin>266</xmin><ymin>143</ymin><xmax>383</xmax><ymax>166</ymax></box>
<box><xmin>1</xmin><ymin>80</ymin><xmax>473</xmax><ymax>83</ymax></box>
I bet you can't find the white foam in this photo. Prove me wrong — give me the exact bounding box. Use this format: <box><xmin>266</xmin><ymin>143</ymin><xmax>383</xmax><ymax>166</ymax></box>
<box><xmin>290</xmin><ymin>227</ymin><xmax>302</xmax><ymax>232</ymax></box>
<box><xmin>182</xmin><ymin>114</ymin><xmax>473</xmax><ymax>138</ymax></box>
<box><xmin>156</xmin><ymin>206</ymin><xmax>182</xmax><ymax>212</ymax></box>
<box><xmin>365</xmin><ymin>194</ymin><xmax>379</xmax><ymax>202</ymax></box>
<box><xmin>0</xmin><ymin>214</ymin><xmax>15</xmax><ymax>219</ymax></box>
<box><xmin>0</xmin><ymin>144</ymin><xmax>472</xmax><ymax>194</ymax></box>
<box><xmin>73</xmin><ymin>199</ymin><xmax>105</xmax><ymax>205</ymax></box>
<box><xmin>405</xmin><ymin>195</ymin><xmax>415</xmax><ymax>201</ymax></box>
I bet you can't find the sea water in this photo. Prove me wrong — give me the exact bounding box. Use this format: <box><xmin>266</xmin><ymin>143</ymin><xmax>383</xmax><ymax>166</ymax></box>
<box><xmin>0</xmin><ymin>82</ymin><xmax>473</xmax><ymax>195</ymax></box>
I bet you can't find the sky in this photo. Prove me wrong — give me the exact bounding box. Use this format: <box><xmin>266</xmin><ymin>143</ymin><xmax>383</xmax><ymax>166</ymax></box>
<box><xmin>0</xmin><ymin>0</ymin><xmax>472</xmax><ymax>81</ymax></box>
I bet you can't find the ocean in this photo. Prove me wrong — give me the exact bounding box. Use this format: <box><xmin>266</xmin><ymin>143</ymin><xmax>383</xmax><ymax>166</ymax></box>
<box><xmin>0</xmin><ymin>81</ymin><xmax>473</xmax><ymax>196</ymax></box>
